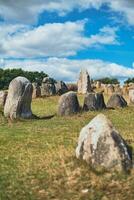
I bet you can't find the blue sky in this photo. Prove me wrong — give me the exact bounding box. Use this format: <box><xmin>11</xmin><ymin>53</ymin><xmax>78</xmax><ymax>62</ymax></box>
<box><xmin>0</xmin><ymin>0</ymin><xmax>134</xmax><ymax>82</ymax></box>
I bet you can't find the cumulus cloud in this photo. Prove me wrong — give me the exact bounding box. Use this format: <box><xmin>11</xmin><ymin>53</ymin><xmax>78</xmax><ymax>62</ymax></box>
<box><xmin>1</xmin><ymin>58</ymin><xmax>134</xmax><ymax>82</ymax></box>
<box><xmin>0</xmin><ymin>0</ymin><xmax>134</xmax><ymax>25</ymax></box>
<box><xmin>0</xmin><ymin>21</ymin><xmax>118</xmax><ymax>58</ymax></box>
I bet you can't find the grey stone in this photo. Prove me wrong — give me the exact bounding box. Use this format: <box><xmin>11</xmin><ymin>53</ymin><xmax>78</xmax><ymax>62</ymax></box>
<box><xmin>107</xmin><ymin>84</ymin><xmax>115</xmax><ymax>95</ymax></box>
<box><xmin>77</xmin><ymin>69</ymin><xmax>92</xmax><ymax>94</ymax></box>
<box><xmin>4</xmin><ymin>76</ymin><xmax>33</xmax><ymax>120</ymax></box>
<box><xmin>76</xmin><ymin>114</ymin><xmax>132</xmax><ymax>172</ymax></box>
<box><xmin>83</xmin><ymin>92</ymin><xmax>106</xmax><ymax>111</ymax></box>
<box><xmin>107</xmin><ymin>94</ymin><xmax>127</xmax><ymax>108</ymax></box>
<box><xmin>0</xmin><ymin>90</ymin><xmax>8</xmax><ymax>107</ymax></box>
<box><xmin>129</xmin><ymin>89</ymin><xmax>134</xmax><ymax>104</ymax></box>
<box><xmin>58</xmin><ymin>91</ymin><xmax>80</xmax><ymax>116</ymax></box>
<box><xmin>41</xmin><ymin>77</ymin><xmax>56</xmax><ymax>96</ymax></box>
<box><xmin>32</xmin><ymin>82</ymin><xmax>41</xmax><ymax>98</ymax></box>
<box><xmin>55</xmin><ymin>81</ymin><xmax>68</xmax><ymax>95</ymax></box>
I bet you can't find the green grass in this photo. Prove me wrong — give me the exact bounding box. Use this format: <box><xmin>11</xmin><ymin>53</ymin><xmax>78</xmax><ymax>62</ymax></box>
<box><xmin>0</xmin><ymin>95</ymin><xmax>134</xmax><ymax>200</ymax></box>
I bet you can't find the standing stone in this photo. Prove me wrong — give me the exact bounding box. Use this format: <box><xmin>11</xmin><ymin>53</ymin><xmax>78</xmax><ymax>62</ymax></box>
<box><xmin>107</xmin><ymin>84</ymin><xmax>115</xmax><ymax>96</ymax></box>
<box><xmin>76</xmin><ymin>114</ymin><xmax>132</xmax><ymax>172</ymax></box>
<box><xmin>122</xmin><ymin>85</ymin><xmax>129</xmax><ymax>96</ymax></box>
<box><xmin>41</xmin><ymin>77</ymin><xmax>56</xmax><ymax>97</ymax></box>
<box><xmin>32</xmin><ymin>82</ymin><xmax>41</xmax><ymax>98</ymax></box>
<box><xmin>114</xmin><ymin>84</ymin><xmax>122</xmax><ymax>94</ymax></box>
<box><xmin>4</xmin><ymin>76</ymin><xmax>33</xmax><ymax>120</ymax></box>
<box><xmin>83</xmin><ymin>92</ymin><xmax>106</xmax><ymax>111</ymax></box>
<box><xmin>77</xmin><ymin>69</ymin><xmax>92</xmax><ymax>94</ymax></box>
<box><xmin>129</xmin><ymin>89</ymin><xmax>134</xmax><ymax>104</ymax></box>
<box><xmin>0</xmin><ymin>91</ymin><xmax>8</xmax><ymax>107</ymax></box>
<box><xmin>58</xmin><ymin>91</ymin><xmax>80</xmax><ymax>116</ymax></box>
<box><xmin>107</xmin><ymin>94</ymin><xmax>127</xmax><ymax>108</ymax></box>
<box><xmin>55</xmin><ymin>81</ymin><xmax>68</xmax><ymax>95</ymax></box>
<box><xmin>96</xmin><ymin>81</ymin><xmax>101</xmax><ymax>89</ymax></box>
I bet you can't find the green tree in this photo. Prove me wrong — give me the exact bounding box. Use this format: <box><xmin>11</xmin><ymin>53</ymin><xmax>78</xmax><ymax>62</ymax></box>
<box><xmin>96</xmin><ymin>77</ymin><xmax>119</xmax><ymax>84</ymax></box>
<box><xmin>0</xmin><ymin>68</ymin><xmax>48</xmax><ymax>90</ymax></box>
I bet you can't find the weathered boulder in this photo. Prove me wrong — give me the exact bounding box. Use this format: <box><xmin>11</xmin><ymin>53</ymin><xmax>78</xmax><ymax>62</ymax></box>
<box><xmin>0</xmin><ymin>91</ymin><xmax>8</xmax><ymax>107</ymax></box>
<box><xmin>122</xmin><ymin>85</ymin><xmax>129</xmax><ymax>96</ymax></box>
<box><xmin>96</xmin><ymin>81</ymin><xmax>101</xmax><ymax>89</ymax></box>
<box><xmin>77</xmin><ymin>69</ymin><xmax>92</xmax><ymax>94</ymax></box>
<box><xmin>129</xmin><ymin>89</ymin><xmax>134</xmax><ymax>104</ymax></box>
<box><xmin>107</xmin><ymin>84</ymin><xmax>115</xmax><ymax>96</ymax></box>
<box><xmin>107</xmin><ymin>94</ymin><xmax>127</xmax><ymax>108</ymax></box>
<box><xmin>76</xmin><ymin>114</ymin><xmax>132</xmax><ymax>171</ymax></box>
<box><xmin>114</xmin><ymin>84</ymin><xmax>122</xmax><ymax>94</ymax></box>
<box><xmin>41</xmin><ymin>77</ymin><xmax>56</xmax><ymax>97</ymax></box>
<box><xmin>55</xmin><ymin>81</ymin><xmax>68</xmax><ymax>95</ymax></box>
<box><xmin>58</xmin><ymin>91</ymin><xmax>80</xmax><ymax>116</ymax></box>
<box><xmin>83</xmin><ymin>92</ymin><xmax>106</xmax><ymax>111</ymax></box>
<box><xmin>4</xmin><ymin>76</ymin><xmax>33</xmax><ymax>120</ymax></box>
<box><xmin>32</xmin><ymin>82</ymin><xmax>41</xmax><ymax>98</ymax></box>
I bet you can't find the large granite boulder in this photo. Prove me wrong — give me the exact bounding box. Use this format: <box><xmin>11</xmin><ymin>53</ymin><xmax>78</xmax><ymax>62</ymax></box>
<box><xmin>0</xmin><ymin>91</ymin><xmax>8</xmax><ymax>107</ymax></box>
<box><xmin>55</xmin><ymin>81</ymin><xmax>68</xmax><ymax>95</ymax></box>
<box><xmin>77</xmin><ymin>69</ymin><xmax>92</xmax><ymax>94</ymax></box>
<box><xmin>107</xmin><ymin>94</ymin><xmax>127</xmax><ymax>108</ymax></box>
<box><xmin>83</xmin><ymin>92</ymin><xmax>106</xmax><ymax>111</ymax></box>
<box><xmin>41</xmin><ymin>77</ymin><xmax>56</xmax><ymax>97</ymax></box>
<box><xmin>76</xmin><ymin>114</ymin><xmax>132</xmax><ymax>172</ymax></box>
<box><xmin>58</xmin><ymin>91</ymin><xmax>80</xmax><ymax>116</ymax></box>
<box><xmin>32</xmin><ymin>82</ymin><xmax>41</xmax><ymax>98</ymax></box>
<box><xmin>4</xmin><ymin>76</ymin><xmax>33</xmax><ymax>120</ymax></box>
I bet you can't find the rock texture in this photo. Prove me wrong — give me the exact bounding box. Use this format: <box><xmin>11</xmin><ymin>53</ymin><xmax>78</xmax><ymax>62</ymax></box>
<box><xmin>129</xmin><ymin>89</ymin><xmax>134</xmax><ymax>104</ymax></box>
<box><xmin>0</xmin><ymin>91</ymin><xmax>8</xmax><ymax>107</ymax></box>
<box><xmin>76</xmin><ymin>114</ymin><xmax>132</xmax><ymax>171</ymax></box>
<box><xmin>83</xmin><ymin>92</ymin><xmax>106</xmax><ymax>111</ymax></box>
<box><xmin>55</xmin><ymin>81</ymin><xmax>68</xmax><ymax>95</ymax></box>
<box><xmin>32</xmin><ymin>82</ymin><xmax>41</xmax><ymax>98</ymax></box>
<box><xmin>58</xmin><ymin>91</ymin><xmax>80</xmax><ymax>116</ymax></box>
<box><xmin>107</xmin><ymin>94</ymin><xmax>127</xmax><ymax>108</ymax></box>
<box><xmin>4</xmin><ymin>76</ymin><xmax>33</xmax><ymax>120</ymax></box>
<box><xmin>107</xmin><ymin>84</ymin><xmax>115</xmax><ymax>96</ymax></box>
<box><xmin>41</xmin><ymin>77</ymin><xmax>56</xmax><ymax>97</ymax></box>
<box><xmin>77</xmin><ymin>69</ymin><xmax>92</xmax><ymax>94</ymax></box>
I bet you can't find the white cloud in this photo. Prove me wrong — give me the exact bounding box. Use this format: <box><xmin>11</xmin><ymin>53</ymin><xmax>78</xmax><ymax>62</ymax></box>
<box><xmin>1</xmin><ymin>58</ymin><xmax>134</xmax><ymax>82</ymax></box>
<box><xmin>0</xmin><ymin>21</ymin><xmax>118</xmax><ymax>58</ymax></box>
<box><xmin>0</xmin><ymin>0</ymin><xmax>134</xmax><ymax>25</ymax></box>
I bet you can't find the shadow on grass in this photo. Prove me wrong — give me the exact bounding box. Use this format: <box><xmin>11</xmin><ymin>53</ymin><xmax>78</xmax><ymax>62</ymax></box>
<box><xmin>32</xmin><ymin>114</ymin><xmax>55</xmax><ymax>120</ymax></box>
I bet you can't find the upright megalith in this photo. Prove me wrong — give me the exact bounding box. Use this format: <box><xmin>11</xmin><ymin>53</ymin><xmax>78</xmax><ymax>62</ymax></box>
<box><xmin>77</xmin><ymin>69</ymin><xmax>92</xmax><ymax>94</ymax></box>
<box><xmin>55</xmin><ymin>81</ymin><xmax>68</xmax><ymax>95</ymax></box>
<box><xmin>0</xmin><ymin>91</ymin><xmax>8</xmax><ymax>107</ymax></box>
<box><xmin>129</xmin><ymin>89</ymin><xmax>134</xmax><ymax>104</ymax></box>
<box><xmin>32</xmin><ymin>82</ymin><xmax>41</xmax><ymax>98</ymax></box>
<box><xmin>83</xmin><ymin>92</ymin><xmax>106</xmax><ymax>111</ymax></box>
<box><xmin>107</xmin><ymin>94</ymin><xmax>127</xmax><ymax>108</ymax></box>
<box><xmin>76</xmin><ymin>114</ymin><xmax>132</xmax><ymax>172</ymax></box>
<box><xmin>4</xmin><ymin>76</ymin><xmax>33</xmax><ymax>120</ymax></box>
<box><xmin>58</xmin><ymin>91</ymin><xmax>80</xmax><ymax>116</ymax></box>
<box><xmin>41</xmin><ymin>77</ymin><xmax>56</xmax><ymax>97</ymax></box>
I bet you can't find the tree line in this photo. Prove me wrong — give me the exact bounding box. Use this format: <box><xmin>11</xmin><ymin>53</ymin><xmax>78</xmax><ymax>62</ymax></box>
<box><xmin>0</xmin><ymin>68</ymin><xmax>48</xmax><ymax>90</ymax></box>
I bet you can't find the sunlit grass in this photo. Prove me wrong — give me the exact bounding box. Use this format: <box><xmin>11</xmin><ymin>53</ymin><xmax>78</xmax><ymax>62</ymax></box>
<box><xmin>0</xmin><ymin>95</ymin><xmax>134</xmax><ymax>199</ymax></box>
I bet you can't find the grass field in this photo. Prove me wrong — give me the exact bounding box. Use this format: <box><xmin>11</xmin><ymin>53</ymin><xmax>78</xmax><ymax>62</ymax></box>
<box><xmin>0</xmin><ymin>95</ymin><xmax>134</xmax><ymax>200</ymax></box>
